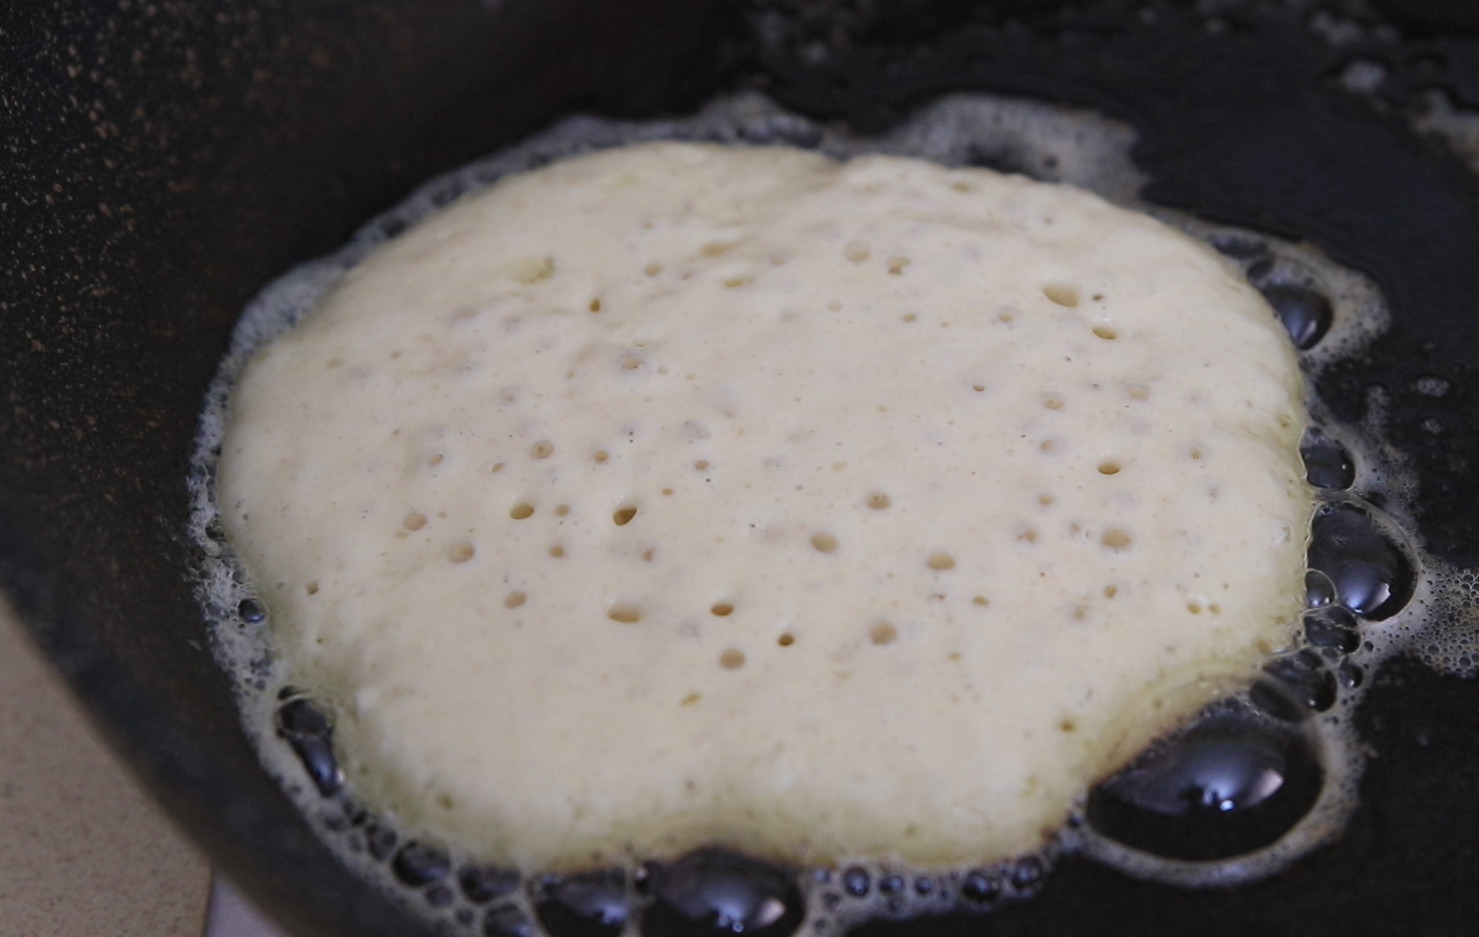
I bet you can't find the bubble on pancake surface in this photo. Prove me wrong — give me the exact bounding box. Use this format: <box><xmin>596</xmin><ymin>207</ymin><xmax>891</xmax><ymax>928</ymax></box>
<box><xmin>182</xmin><ymin>89</ymin><xmax>1463</xmax><ymax>937</ymax></box>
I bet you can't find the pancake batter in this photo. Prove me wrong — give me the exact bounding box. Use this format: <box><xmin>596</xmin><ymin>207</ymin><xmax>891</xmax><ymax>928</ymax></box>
<box><xmin>216</xmin><ymin>142</ymin><xmax>1311</xmax><ymax>871</ymax></box>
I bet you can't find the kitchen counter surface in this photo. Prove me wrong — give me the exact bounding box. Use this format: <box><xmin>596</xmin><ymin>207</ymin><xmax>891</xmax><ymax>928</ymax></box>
<box><xmin>0</xmin><ymin>594</ymin><xmax>212</xmax><ymax>936</ymax></box>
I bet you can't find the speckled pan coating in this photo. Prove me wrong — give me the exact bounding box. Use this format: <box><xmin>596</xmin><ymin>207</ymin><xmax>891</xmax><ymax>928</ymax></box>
<box><xmin>7</xmin><ymin>2</ymin><xmax>1479</xmax><ymax>936</ymax></box>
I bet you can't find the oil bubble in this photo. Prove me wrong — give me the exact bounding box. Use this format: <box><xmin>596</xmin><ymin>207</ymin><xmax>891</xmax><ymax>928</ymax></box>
<box><xmin>959</xmin><ymin>870</ymin><xmax>1001</xmax><ymax>904</ymax></box>
<box><xmin>1300</xmin><ymin>428</ymin><xmax>1355</xmax><ymax>490</ymax></box>
<box><xmin>460</xmin><ymin>865</ymin><xmax>522</xmax><ymax>904</ymax></box>
<box><xmin>238</xmin><ymin>597</ymin><xmax>267</xmax><ymax>623</ymax></box>
<box><xmin>1257</xmin><ymin>283</ymin><xmax>1334</xmax><ymax>350</ymax></box>
<box><xmin>367</xmin><ymin>824</ymin><xmax>399</xmax><ymax>862</ymax></box>
<box><xmin>1086</xmin><ymin>702</ymin><xmax>1323</xmax><ymax>861</ymax></box>
<box><xmin>274</xmin><ymin>697</ymin><xmax>342</xmax><ymax>796</ymax></box>
<box><xmin>533</xmin><ymin>869</ymin><xmax>628</xmax><ymax>937</ymax></box>
<box><xmin>1307</xmin><ymin>501</ymin><xmax>1415</xmax><ymax>620</ymax></box>
<box><xmin>643</xmin><ymin>849</ymin><xmax>804</xmax><ymax>937</ymax></box>
<box><xmin>1303</xmin><ymin>606</ymin><xmax>1361</xmax><ymax>653</ymax></box>
<box><xmin>1261</xmin><ymin>649</ymin><xmax>1338</xmax><ymax>714</ymax></box>
<box><xmin>486</xmin><ymin>903</ymin><xmax>538</xmax><ymax>937</ymax></box>
<box><xmin>394</xmin><ymin>841</ymin><xmax>452</xmax><ymax>887</ymax></box>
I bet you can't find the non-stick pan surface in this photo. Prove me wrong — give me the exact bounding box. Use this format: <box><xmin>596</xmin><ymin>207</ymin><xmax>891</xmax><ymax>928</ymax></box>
<box><xmin>4</xmin><ymin>2</ymin><xmax>1479</xmax><ymax>935</ymax></box>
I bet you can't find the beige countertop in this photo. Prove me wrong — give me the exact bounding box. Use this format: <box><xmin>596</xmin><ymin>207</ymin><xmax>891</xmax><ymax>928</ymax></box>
<box><xmin>0</xmin><ymin>594</ymin><xmax>212</xmax><ymax>937</ymax></box>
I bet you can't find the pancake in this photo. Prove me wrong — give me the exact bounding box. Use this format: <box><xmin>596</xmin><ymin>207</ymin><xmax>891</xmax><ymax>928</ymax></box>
<box><xmin>215</xmin><ymin>141</ymin><xmax>1311</xmax><ymax>871</ymax></box>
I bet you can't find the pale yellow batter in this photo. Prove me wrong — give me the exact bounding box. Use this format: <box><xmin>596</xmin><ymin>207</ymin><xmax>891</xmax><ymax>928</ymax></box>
<box><xmin>217</xmin><ymin>142</ymin><xmax>1310</xmax><ymax>871</ymax></box>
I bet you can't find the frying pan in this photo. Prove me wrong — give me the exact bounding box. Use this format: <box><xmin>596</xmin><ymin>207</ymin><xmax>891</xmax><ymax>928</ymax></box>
<box><xmin>6</xmin><ymin>1</ymin><xmax>1479</xmax><ymax>935</ymax></box>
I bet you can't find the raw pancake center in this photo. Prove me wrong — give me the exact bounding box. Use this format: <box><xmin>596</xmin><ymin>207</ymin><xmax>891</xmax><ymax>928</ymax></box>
<box><xmin>216</xmin><ymin>142</ymin><xmax>1310</xmax><ymax>871</ymax></box>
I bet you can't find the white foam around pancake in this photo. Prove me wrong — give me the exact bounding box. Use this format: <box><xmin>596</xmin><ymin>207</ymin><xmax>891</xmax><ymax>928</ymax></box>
<box><xmin>215</xmin><ymin>141</ymin><xmax>1310</xmax><ymax>871</ymax></box>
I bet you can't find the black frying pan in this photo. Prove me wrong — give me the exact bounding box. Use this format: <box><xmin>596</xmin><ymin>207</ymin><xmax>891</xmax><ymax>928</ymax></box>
<box><xmin>5</xmin><ymin>2</ymin><xmax>1479</xmax><ymax>935</ymax></box>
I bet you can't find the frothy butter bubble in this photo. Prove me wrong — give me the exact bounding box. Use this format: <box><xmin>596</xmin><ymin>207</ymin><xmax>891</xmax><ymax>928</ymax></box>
<box><xmin>190</xmin><ymin>93</ymin><xmax>1425</xmax><ymax>935</ymax></box>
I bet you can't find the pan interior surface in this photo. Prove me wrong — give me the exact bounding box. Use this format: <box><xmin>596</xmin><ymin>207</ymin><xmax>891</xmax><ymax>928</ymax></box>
<box><xmin>7</xmin><ymin>2</ymin><xmax>1479</xmax><ymax>936</ymax></box>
